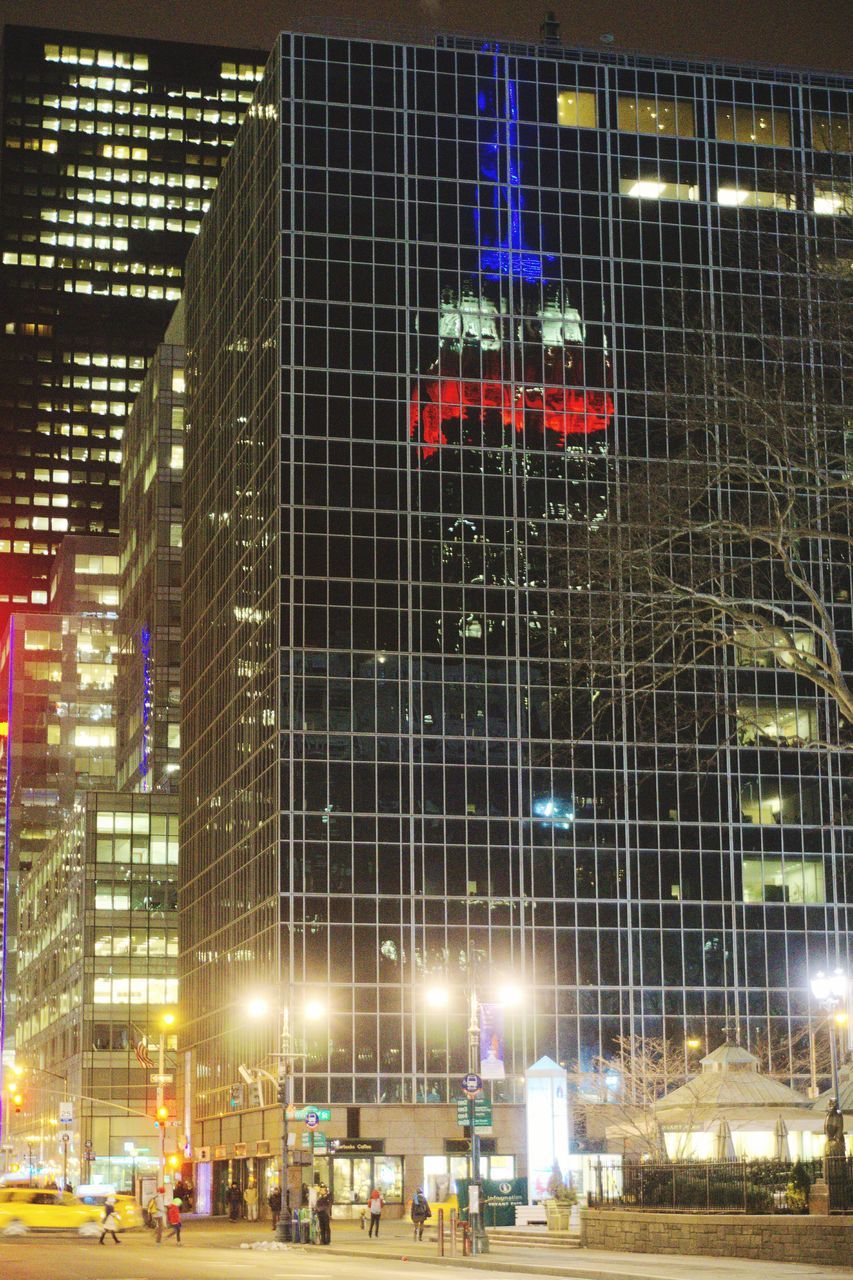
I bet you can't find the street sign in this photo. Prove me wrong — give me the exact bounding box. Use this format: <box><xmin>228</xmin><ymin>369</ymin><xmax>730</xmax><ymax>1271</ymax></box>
<box><xmin>294</xmin><ymin>1106</ymin><xmax>330</xmax><ymax>1121</ymax></box>
<box><xmin>60</xmin><ymin>1133</ymin><xmax>70</xmax><ymax>1145</ymax></box>
<box><xmin>456</xmin><ymin>1098</ymin><xmax>492</xmax><ymax>1129</ymax></box>
<box><xmin>301</xmin><ymin>1130</ymin><xmax>327</xmax><ymax>1151</ymax></box>
<box><xmin>83</xmin><ymin>1150</ymin><xmax>95</xmax><ymax>1161</ymax></box>
<box><xmin>462</xmin><ymin>1073</ymin><xmax>483</xmax><ymax>1096</ymax></box>
<box><xmin>304</xmin><ymin>1110</ymin><xmax>320</xmax><ymax>1130</ymax></box>
<box><xmin>151</xmin><ymin>1073</ymin><xmax>173</xmax><ymax>1085</ymax></box>
<box><xmin>58</xmin><ymin>1101</ymin><xmax>73</xmax><ymax>1124</ymax></box>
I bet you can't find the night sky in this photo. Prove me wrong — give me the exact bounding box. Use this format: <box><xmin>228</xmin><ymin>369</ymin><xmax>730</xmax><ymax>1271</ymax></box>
<box><xmin>0</xmin><ymin>0</ymin><xmax>850</xmax><ymax>74</ymax></box>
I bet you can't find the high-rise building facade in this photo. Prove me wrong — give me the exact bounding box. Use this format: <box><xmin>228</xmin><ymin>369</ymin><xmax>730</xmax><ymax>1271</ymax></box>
<box><xmin>181</xmin><ymin>28</ymin><xmax>851</xmax><ymax>1204</ymax></box>
<box><xmin>117</xmin><ymin>303</ymin><xmax>184</xmax><ymax>794</ymax></box>
<box><xmin>0</xmin><ymin>25</ymin><xmax>266</xmax><ymax>627</ymax></box>
<box><xmin>0</xmin><ymin>536</ymin><xmax>119</xmax><ymax>1063</ymax></box>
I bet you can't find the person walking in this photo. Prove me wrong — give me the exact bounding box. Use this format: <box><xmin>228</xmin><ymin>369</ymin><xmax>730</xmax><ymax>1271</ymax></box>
<box><xmin>367</xmin><ymin>1188</ymin><xmax>383</xmax><ymax>1238</ymax></box>
<box><xmin>315</xmin><ymin>1184</ymin><xmax>332</xmax><ymax>1245</ymax></box>
<box><xmin>411</xmin><ymin>1187</ymin><xmax>431</xmax><ymax>1241</ymax></box>
<box><xmin>148</xmin><ymin>1185</ymin><xmax>167</xmax><ymax>1242</ymax></box>
<box><xmin>244</xmin><ymin>1181</ymin><xmax>259</xmax><ymax>1221</ymax></box>
<box><xmin>227</xmin><ymin>1181</ymin><xmax>242</xmax><ymax>1221</ymax></box>
<box><xmin>268</xmin><ymin>1185</ymin><xmax>282</xmax><ymax>1231</ymax></box>
<box><xmin>98</xmin><ymin>1196</ymin><xmax>121</xmax><ymax>1245</ymax></box>
<box><xmin>165</xmin><ymin>1197</ymin><xmax>182</xmax><ymax>1244</ymax></box>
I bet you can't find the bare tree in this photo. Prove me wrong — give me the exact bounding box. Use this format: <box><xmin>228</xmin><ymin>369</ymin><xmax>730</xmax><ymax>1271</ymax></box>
<box><xmin>548</xmin><ymin>201</ymin><xmax>852</xmax><ymax>757</ymax></box>
<box><xmin>572</xmin><ymin>1036</ymin><xmax>703</xmax><ymax>1160</ymax></box>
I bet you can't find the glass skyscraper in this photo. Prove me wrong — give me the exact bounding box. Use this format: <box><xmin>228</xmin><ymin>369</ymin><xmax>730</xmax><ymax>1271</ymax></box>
<box><xmin>0</xmin><ymin>25</ymin><xmax>265</xmax><ymax>628</ymax></box>
<box><xmin>181</xmin><ymin>28</ymin><xmax>851</xmax><ymax>1204</ymax></box>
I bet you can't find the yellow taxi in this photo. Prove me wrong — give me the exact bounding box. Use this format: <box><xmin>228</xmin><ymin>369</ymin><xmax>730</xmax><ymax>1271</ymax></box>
<box><xmin>77</xmin><ymin>1190</ymin><xmax>144</xmax><ymax>1231</ymax></box>
<box><xmin>0</xmin><ymin>1188</ymin><xmax>102</xmax><ymax>1234</ymax></box>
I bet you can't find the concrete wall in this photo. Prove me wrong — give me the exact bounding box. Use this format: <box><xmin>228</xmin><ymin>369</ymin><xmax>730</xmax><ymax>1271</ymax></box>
<box><xmin>580</xmin><ymin>1208</ymin><xmax>853</xmax><ymax>1268</ymax></box>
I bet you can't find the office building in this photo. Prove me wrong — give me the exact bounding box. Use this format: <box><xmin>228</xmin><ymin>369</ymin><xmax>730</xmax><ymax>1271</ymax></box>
<box><xmin>3</xmin><ymin>322</ymin><xmax>184</xmax><ymax>1170</ymax></box>
<box><xmin>0</xmin><ymin>537</ymin><xmax>119</xmax><ymax>1066</ymax></box>
<box><xmin>11</xmin><ymin>789</ymin><xmax>179</xmax><ymax>1187</ymax></box>
<box><xmin>180</xmin><ymin>27</ymin><xmax>851</xmax><ymax>1208</ymax></box>
<box><xmin>117</xmin><ymin>303</ymin><xmax>184</xmax><ymax>793</ymax></box>
<box><xmin>0</xmin><ymin>25</ymin><xmax>266</xmax><ymax>630</ymax></box>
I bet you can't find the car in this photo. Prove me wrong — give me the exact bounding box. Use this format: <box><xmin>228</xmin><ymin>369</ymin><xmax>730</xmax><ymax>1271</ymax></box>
<box><xmin>76</xmin><ymin>1190</ymin><xmax>144</xmax><ymax>1231</ymax></box>
<box><xmin>0</xmin><ymin>1188</ymin><xmax>102</xmax><ymax>1235</ymax></box>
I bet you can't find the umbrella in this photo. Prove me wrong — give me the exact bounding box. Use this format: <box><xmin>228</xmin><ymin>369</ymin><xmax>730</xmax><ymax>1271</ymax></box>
<box><xmin>716</xmin><ymin>1116</ymin><xmax>736</xmax><ymax>1161</ymax></box>
<box><xmin>774</xmin><ymin>1115</ymin><xmax>789</xmax><ymax>1161</ymax></box>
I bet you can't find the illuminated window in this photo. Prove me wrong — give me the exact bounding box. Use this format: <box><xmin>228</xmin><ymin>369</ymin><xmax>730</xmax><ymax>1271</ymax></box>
<box><xmin>742</xmin><ymin>857</ymin><xmax>825</xmax><ymax>904</ymax></box>
<box><xmin>736</xmin><ymin>702</ymin><xmax>818</xmax><ymax>745</ymax></box>
<box><xmin>716</xmin><ymin>104</ymin><xmax>791</xmax><ymax>147</ymax></box>
<box><xmin>620</xmin><ymin>177</ymin><xmax>699</xmax><ymax>202</ymax></box>
<box><xmin>556</xmin><ymin>90</ymin><xmax>597</xmax><ymax>129</ymax></box>
<box><xmin>811</xmin><ymin>113</ymin><xmax>851</xmax><ymax>152</ymax></box>
<box><xmin>617</xmin><ymin>96</ymin><xmax>695</xmax><ymax>137</ymax></box>
<box><xmin>813</xmin><ymin>186</ymin><xmax>853</xmax><ymax>215</ymax></box>
<box><xmin>734</xmin><ymin>626</ymin><xmax>816</xmax><ymax>667</ymax></box>
<box><xmin>717</xmin><ymin>187</ymin><xmax>794</xmax><ymax>210</ymax></box>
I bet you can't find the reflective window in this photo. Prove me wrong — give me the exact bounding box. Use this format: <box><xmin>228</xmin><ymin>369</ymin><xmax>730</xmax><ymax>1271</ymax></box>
<box><xmin>716</xmin><ymin>105</ymin><xmax>791</xmax><ymax>147</ymax></box>
<box><xmin>742</xmin><ymin>857</ymin><xmax>825</xmax><ymax>904</ymax></box>
<box><xmin>617</xmin><ymin>96</ymin><xmax>695</xmax><ymax>137</ymax></box>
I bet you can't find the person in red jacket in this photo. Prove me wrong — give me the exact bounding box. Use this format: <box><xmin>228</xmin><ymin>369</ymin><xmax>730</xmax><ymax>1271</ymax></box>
<box><xmin>367</xmin><ymin>1188</ymin><xmax>384</xmax><ymax>1237</ymax></box>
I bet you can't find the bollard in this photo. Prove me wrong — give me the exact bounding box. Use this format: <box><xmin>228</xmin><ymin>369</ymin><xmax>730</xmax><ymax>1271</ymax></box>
<box><xmin>449</xmin><ymin>1208</ymin><xmax>457</xmax><ymax>1256</ymax></box>
<box><xmin>437</xmin><ymin>1207</ymin><xmax>444</xmax><ymax>1256</ymax></box>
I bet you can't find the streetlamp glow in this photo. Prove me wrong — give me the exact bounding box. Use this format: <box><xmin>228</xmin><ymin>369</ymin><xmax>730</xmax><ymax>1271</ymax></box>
<box><xmin>425</xmin><ymin>985</ymin><xmax>450</xmax><ymax>1009</ymax></box>
<box><xmin>247</xmin><ymin>996</ymin><xmax>271</xmax><ymax>1020</ymax></box>
<box><xmin>810</xmin><ymin>968</ymin><xmax>849</xmax><ymax>1110</ymax></box>
<box><xmin>497</xmin><ymin>984</ymin><xmax>523</xmax><ymax>1008</ymax></box>
<box><xmin>304</xmin><ymin>998</ymin><xmax>325</xmax><ymax>1022</ymax></box>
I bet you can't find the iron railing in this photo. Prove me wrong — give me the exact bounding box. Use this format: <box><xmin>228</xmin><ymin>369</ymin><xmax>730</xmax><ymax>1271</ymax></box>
<box><xmin>588</xmin><ymin>1157</ymin><xmax>853</xmax><ymax>1214</ymax></box>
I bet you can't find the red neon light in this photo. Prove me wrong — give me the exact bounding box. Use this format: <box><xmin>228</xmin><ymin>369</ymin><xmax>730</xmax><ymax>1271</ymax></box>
<box><xmin>410</xmin><ymin>377</ymin><xmax>613</xmax><ymax>458</ymax></box>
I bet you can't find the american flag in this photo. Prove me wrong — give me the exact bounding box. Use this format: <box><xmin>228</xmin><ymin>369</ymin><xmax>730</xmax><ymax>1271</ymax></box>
<box><xmin>133</xmin><ymin>1038</ymin><xmax>155</xmax><ymax>1069</ymax></box>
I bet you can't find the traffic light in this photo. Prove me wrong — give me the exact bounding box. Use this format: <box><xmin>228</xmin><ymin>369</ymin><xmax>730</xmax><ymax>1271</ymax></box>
<box><xmin>155</xmin><ymin>1104</ymin><xmax>170</xmax><ymax>1126</ymax></box>
<box><xmin>228</xmin><ymin>1083</ymin><xmax>244</xmax><ymax>1110</ymax></box>
<box><xmin>277</xmin><ymin>1078</ymin><xmax>287</xmax><ymax>1105</ymax></box>
<box><xmin>12</xmin><ymin>1092</ymin><xmax>23</xmax><ymax>1114</ymax></box>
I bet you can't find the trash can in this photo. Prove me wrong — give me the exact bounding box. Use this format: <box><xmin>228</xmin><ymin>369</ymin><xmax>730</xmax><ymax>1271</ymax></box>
<box><xmin>299</xmin><ymin>1208</ymin><xmax>311</xmax><ymax>1244</ymax></box>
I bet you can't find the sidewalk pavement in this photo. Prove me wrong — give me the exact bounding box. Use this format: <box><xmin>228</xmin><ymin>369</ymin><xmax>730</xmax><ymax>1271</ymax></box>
<box><xmin>207</xmin><ymin>1218</ymin><xmax>853</xmax><ymax>1280</ymax></box>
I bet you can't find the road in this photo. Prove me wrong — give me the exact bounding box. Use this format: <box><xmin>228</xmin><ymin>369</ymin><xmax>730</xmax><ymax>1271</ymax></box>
<box><xmin>0</xmin><ymin>1220</ymin><xmax>848</xmax><ymax>1280</ymax></box>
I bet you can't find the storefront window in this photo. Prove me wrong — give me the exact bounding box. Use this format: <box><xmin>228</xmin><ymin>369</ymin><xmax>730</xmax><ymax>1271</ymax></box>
<box><xmin>423</xmin><ymin>1155</ymin><xmax>515</xmax><ymax>1203</ymax></box>
<box><xmin>332</xmin><ymin>1155</ymin><xmax>403</xmax><ymax>1205</ymax></box>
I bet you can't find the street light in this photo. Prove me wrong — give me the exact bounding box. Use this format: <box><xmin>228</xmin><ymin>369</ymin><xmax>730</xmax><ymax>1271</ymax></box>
<box><xmin>153</xmin><ymin>1010</ymin><xmax>177</xmax><ymax>1187</ymax></box>
<box><xmin>811</xmin><ymin>969</ymin><xmax>848</xmax><ymax>1109</ymax></box>
<box><xmin>247</xmin><ymin>993</ymin><xmax>325</xmax><ymax>1244</ymax></box>
<box><xmin>423</xmin><ymin>976</ymin><xmax>524</xmax><ymax>1255</ymax></box>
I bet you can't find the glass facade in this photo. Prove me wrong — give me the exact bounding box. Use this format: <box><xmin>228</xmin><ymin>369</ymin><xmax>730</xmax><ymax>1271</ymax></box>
<box><xmin>11</xmin><ymin>791</ymin><xmax>178</xmax><ymax>1186</ymax></box>
<box><xmin>0</xmin><ymin>25</ymin><xmax>266</xmax><ymax>628</ymax></box>
<box><xmin>117</xmin><ymin>303</ymin><xmax>184</xmax><ymax>793</ymax></box>
<box><xmin>182</xmin><ymin>29</ymin><xmax>851</xmax><ymax>1156</ymax></box>
<box><xmin>0</xmin><ymin>537</ymin><xmax>119</xmax><ymax>1063</ymax></box>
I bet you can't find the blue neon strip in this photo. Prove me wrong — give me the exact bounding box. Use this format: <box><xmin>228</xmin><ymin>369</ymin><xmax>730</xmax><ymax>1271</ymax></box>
<box><xmin>140</xmin><ymin>625</ymin><xmax>152</xmax><ymax>791</ymax></box>
<box><xmin>476</xmin><ymin>52</ymin><xmax>544</xmax><ymax>282</ymax></box>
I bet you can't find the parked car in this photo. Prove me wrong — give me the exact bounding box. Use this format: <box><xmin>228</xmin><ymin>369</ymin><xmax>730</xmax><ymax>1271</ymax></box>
<box><xmin>0</xmin><ymin>1188</ymin><xmax>101</xmax><ymax>1235</ymax></box>
<box><xmin>76</xmin><ymin>1190</ymin><xmax>144</xmax><ymax>1231</ymax></box>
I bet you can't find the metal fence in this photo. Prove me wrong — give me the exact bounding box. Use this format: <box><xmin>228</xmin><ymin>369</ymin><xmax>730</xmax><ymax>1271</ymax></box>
<box><xmin>588</xmin><ymin>1157</ymin><xmax>853</xmax><ymax>1214</ymax></box>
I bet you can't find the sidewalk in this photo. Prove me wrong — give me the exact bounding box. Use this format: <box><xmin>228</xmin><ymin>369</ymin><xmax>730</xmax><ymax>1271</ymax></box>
<box><xmin>236</xmin><ymin>1219</ymin><xmax>852</xmax><ymax>1280</ymax></box>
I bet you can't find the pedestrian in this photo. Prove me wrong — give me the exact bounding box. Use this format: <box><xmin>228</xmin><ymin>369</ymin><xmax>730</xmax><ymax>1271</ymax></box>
<box><xmin>64</xmin><ymin>1182</ymin><xmax>73</xmax><ymax>1194</ymax></box>
<box><xmin>183</xmin><ymin>1179</ymin><xmax>194</xmax><ymax>1212</ymax></box>
<box><xmin>268</xmin><ymin>1185</ymin><xmax>282</xmax><ymax>1231</ymax></box>
<box><xmin>411</xmin><ymin>1187</ymin><xmax>431</xmax><ymax>1241</ymax></box>
<box><xmin>367</xmin><ymin>1187</ymin><xmax>383</xmax><ymax>1237</ymax></box>
<box><xmin>315</xmin><ymin>1184</ymin><xmax>332</xmax><ymax>1245</ymax></box>
<box><xmin>149</xmin><ymin>1185</ymin><xmax>167</xmax><ymax>1243</ymax></box>
<box><xmin>244</xmin><ymin>1180</ymin><xmax>259</xmax><ymax>1221</ymax></box>
<box><xmin>99</xmin><ymin>1196</ymin><xmax>121</xmax><ymax>1245</ymax></box>
<box><xmin>166</xmin><ymin>1197</ymin><xmax>182</xmax><ymax>1244</ymax></box>
<box><xmin>227</xmin><ymin>1181</ymin><xmax>242</xmax><ymax>1221</ymax></box>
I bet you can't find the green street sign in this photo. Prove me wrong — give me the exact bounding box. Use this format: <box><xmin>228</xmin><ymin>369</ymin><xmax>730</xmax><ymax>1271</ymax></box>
<box><xmin>294</xmin><ymin>1107</ymin><xmax>331</xmax><ymax>1121</ymax></box>
<box><xmin>456</xmin><ymin>1098</ymin><xmax>492</xmax><ymax>1128</ymax></box>
<box><xmin>301</xmin><ymin>1131</ymin><xmax>327</xmax><ymax>1151</ymax></box>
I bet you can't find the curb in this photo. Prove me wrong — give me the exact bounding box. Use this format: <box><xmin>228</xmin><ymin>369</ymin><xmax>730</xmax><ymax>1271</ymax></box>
<box><xmin>315</xmin><ymin>1244</ymin><xmax>669</xmax><ymax>1280</ymax></box>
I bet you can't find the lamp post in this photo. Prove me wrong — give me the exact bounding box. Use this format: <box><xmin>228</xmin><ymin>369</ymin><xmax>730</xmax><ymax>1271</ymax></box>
<box><xmin>248</xmin><ymin>995</ymin><xmax>325</xmax><ymax>1244</ymax></box>
<box><xmin>425</xmin><ymin>978</ymin><xmax>522</xmax><ymax>1255</ymax></box>
<box><xmin>155</xmin><ymin>1012</ymin><xmax>176</xmax><ymax>1187</ymax></box>
<box><xmin>811</xmin><ymin>970</ymin><xmax>848</xmax><ymax>1109</ymax></box>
